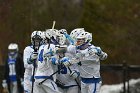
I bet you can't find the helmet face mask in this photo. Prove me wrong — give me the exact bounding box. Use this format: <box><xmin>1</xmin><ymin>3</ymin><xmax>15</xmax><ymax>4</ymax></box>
<box><xmin>76</xmin><ymin>31</ymin><xmax>86</xmax><ymax>46</ymax></box>
<box><xmin>31</xmin><ymin>31</ymin><xmax>43</xmax><ymax>47</ymax></box>
<box><xmin>76</xmin><ymin>38</ymin><xmax>85</xmax><ymax>46</ymax></box>
<box><xmin>8</xmin><ymin>43</ymin><xmax>18</xmax><ymax>55</ymax></box>
<box><xmin>32</xmin><ymin>35</ymin><xmax>42</xmax><ymax>41</ymax></box>
<box><xmin>55</xmin><ymin>36</ymin><xmax>60</xmax><ymax>44</ymax></box>
<box><xmin>76</xmin><ymin>31</ymin><xmax>92</xmax><ymax>48</ymax></box>
<box><xmin>32</xmin><ymin>37</ymin><xmax>42</xmax><ymax>50</ymax></box>
<box><xmin>34</xmin><ymin>39</ymin><xmax>41</xmax><ymax>46</ymax></box>
<box><xmin>9</xmin><ymin>49</ymin><xmax>17</xmax><ymax>55</ymax></box>
<box><xmin>58</xmin><ymin>34</ymin><xmax>66</xmax><ymax>45</ymax></box>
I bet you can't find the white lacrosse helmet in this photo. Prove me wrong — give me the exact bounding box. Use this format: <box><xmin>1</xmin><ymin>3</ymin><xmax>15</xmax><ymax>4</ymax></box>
<box><xmin>31</xmin><ymin>31</ymin><xmax>43</xmax><ymax>45</ymax></box>
<box><xmin>45</xmin><ymin>29</ymin><xmax>58</xmax><ymax>39</ymax></box>
<box><xmin>77</xmin><ymin>31</ymin><xmax>92</xmax><ymax>42</ymax></box>
<box><xmin>31</xmin><ymin>31</ymin><xmax>43</xmax><ymax>40</ymax></box>
<box><xmin>59</xmin><ymin>29</ymin><xmax>67</xmax><ymax>34</ymax></box>
<box><xmin>53</xmin><ymin>29</ymin><xmax>67</xmax><ymax>45</ymax></box>
<box><xmin>76</xmin><ymin>31</ymin><xmax>92</xmax><ymax>46</ymax></box>
<box><xmin>70</xmin><ymin>28</ymin><xmax>85</xmax><ymax>41</ymax></box>
<box><xmin>8</xmin><ymin>43</ymin><xmax>18</xmax><ymax>51</ymax></box>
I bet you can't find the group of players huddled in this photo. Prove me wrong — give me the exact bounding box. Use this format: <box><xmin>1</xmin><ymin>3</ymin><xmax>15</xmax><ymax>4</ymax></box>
<box><xmin>23</xmin><ymin>28</ymin><xmax>107</xmax><ymax>93</ymax></box>
<box><xmin>23</xmin><ymin>27</ymin><xmax>108</xmax><ymax>93</ymax></box>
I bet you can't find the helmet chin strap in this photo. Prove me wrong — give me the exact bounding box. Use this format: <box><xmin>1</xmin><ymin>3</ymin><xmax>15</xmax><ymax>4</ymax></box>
<box><xmin>76</xmin><ymin>42</ymin><xmax>89</xmax><ymax>50</ymax></box>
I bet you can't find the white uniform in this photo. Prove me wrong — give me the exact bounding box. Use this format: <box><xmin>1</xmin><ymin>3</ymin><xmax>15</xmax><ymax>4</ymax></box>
<box><xmin>67</xmin><ymin>44</ymin><xmax>107</xmax><ymax>93</ymax></box>
<box><xmin>34</xmin><ymin>44</ymin><xmax>61</xmax><ymax>93</ymax></box>
<box><xmin>56</xmin><ymin>52</ymin><xmax>79</xmax><ymax>93</ymax></box>
<box><xmin>23</xmin><ymin>46</ymin><xmax>34</xmax><ymax>93</ymax></box>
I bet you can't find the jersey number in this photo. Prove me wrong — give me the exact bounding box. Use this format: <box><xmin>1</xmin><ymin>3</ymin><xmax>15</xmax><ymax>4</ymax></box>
<box><xmin>38</xmin><ymin>49</ymin><xmax>44</xmax><ymax>62</ymax></box>
<box><xmin>58</xmin><ymin>65</ymin><xmax>67</xmax><ymax>74</ymax></box>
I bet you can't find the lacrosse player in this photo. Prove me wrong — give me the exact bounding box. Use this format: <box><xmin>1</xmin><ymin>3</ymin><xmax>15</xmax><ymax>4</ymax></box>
<box><xmin>23</xmin><ymin>31</ymin><xmax>43</xmax><ymax>93</ymax></box>
<box><xmin>2</xmin><ymin>43</ymin><xmax>24</xmax><ymax>93</ymax></box>
<box><xmin>60</xmin><ymin>31</ymin><xmax>108</xmax><ymax>93</ymax></box>
<box><xmin>53</xmin><ymin>30</ymin><xmax>80</xmax><ymax>93</ymax></box>
<box><xmin>33</xmin><ymin>29</ymin><xmax>62</xmax><ymax>93</ymax></box>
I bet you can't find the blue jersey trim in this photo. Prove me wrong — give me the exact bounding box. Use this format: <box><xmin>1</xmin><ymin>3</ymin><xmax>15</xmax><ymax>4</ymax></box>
<box><xmin>8</xmin><ymin>58</ymin><xmax>16</xmax><ymax>64</ymax></box>
<box><xmin>81</xmin><ymin>77</ymin><xmax>101</xmax><ymax>83</ymax></box>
<box><xmin>9</xmin><ymin>75</ymin><xmax>17</xmax><ymax>82</ymax></box>
<box><xmin>34</xmin><ymin>76</ymin><xmax>53</xmax><ymax>80</ymax></box>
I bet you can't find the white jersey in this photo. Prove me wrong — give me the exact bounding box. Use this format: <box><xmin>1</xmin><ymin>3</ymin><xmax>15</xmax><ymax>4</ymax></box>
<box><xmin>23</xmin><ymin>46</ymin><xmax>34</xmax><ymax>92</ymax></box>
<box><xmin>56</xmin><ymin>52</ymin><xmax>79</xmax><ymax>86</ymax></box>
<box><xmin>35</xmin><ymin>44</ymin><xmax>56</xmax><ymax>80</ymax></box>
<box><xmin>78</xmin><ymin>45</ymin><xmax>100</xmax><ymax>78</ymax></box>
<box><xmin>34</xmin><ymin>44</ymin><xmax>61</xmax><ymax>93</ymax></box>
<box><xmin>23</xmin><ymin>46</ymin><xmax>34</xmax><ymax>69</ymax></box>
<box><xmin>67</xmin><ymin>44</ymin><xmax>106</xmax><ymax>78</ymax></box>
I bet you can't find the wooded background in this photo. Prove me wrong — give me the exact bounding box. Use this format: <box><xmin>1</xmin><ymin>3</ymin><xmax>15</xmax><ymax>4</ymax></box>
<box><xmin>0</xmin><ymin>0</ymin><xmax>140</xmax><ymax>65</ymax></box>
